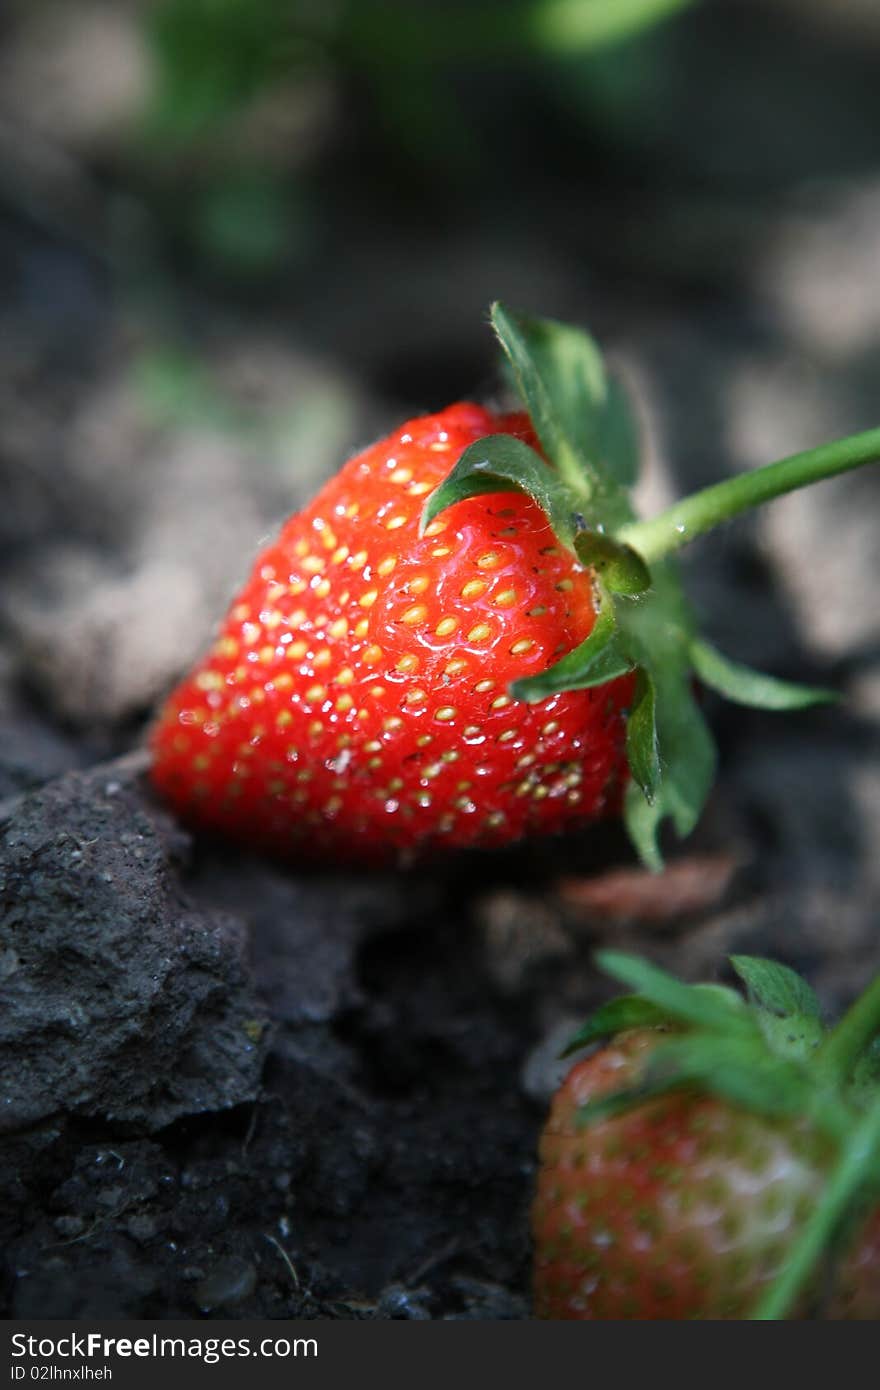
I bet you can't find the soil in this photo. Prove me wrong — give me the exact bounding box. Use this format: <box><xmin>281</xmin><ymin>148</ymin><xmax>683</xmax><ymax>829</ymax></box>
<box><xmin>2</xmin><ymin>0</ymin><xmax>880</xmax><ymax>1320</ymax></box>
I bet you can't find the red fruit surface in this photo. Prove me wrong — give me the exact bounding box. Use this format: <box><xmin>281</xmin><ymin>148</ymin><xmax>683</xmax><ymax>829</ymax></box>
<box><xmin>150</xmin><ymin>403</ymin><xmax>634</xmax><ymax>864</ymax></box>
<box><xmin>532</xmin><ymin>1030</ymin><xmax>880</xmax><ymax>1319</ymax></box>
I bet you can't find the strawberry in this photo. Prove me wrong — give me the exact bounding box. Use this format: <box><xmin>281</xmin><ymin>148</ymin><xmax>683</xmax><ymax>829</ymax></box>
<box><xmin>149</xmin><ymin>304</ymin><xmax>880</xmax><ymax>866</ymax></box>
<box><xmin>532</xmin><ymin>953</ymin><xmax>880</xmax><ymax>1320</ymax></box>
<box><xmin>150</xmin><ymin>402</ymin><xmax>635</xmax><ymax>862</ymax></box>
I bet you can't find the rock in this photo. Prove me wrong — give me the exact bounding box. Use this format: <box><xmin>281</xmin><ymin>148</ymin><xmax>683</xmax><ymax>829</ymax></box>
<box><xmin>0</xmin><ymin>755</ymin><xmax>266</xmax><ymax>1133</ymax></box>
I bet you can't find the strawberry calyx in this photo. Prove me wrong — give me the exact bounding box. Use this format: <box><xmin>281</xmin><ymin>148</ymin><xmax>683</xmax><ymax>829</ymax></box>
<box><xmin>423</xmin><ymin>303</ymin><xmax>880</xmax><ymax>867</ymax></box>
<box><xmin>561</xmin><ymin>951</ymin><xmax>880</xmax><ymax>1319</ymax></box>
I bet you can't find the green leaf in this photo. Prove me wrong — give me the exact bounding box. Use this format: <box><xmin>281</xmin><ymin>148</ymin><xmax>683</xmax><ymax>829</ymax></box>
<box><xmin>574</xmin><ymin>531</ymin><xmax>651</xmax><ymax>595</ymax></box>
<box><xmin>622</xmin><ymin>779</ymin><xmax>664</xmax><ymax>872</ymax></box>
<box><xmin>652</xmin><ymin>676</ymin><xmax>716</xmax><ymax>838</ymax></box>
<box><xmin>690</xmin><ymin>638</ymin><xmax>837</xmax><ymax>710</ymax></box>
<box><xmin>598</xmin><ymin>376</ymin><xmax>640</xmax><ymax>488</ymax></box>
<box><xmin>510</xmin><ymin>589</ymin><xmax>634</xmax><ymax>703</ymax></box>
<box><xmin>625</xmin><ymin>669</ymin><xmax>660</xmax><ymax>804</ymax></box>
<box><xmin>730</xmin><ymin>957</ymin><xmax>828</xmax><ymax>1064</ymax></box>
<box><xmin>729</xmin><ymin>956</ymin><xmax>821</xmax><ymax>1020</ymax></box>
<box><xmin>491</xmin><ymin>302</ymin><xmax>605</xmax><ymax>496</ymax></box>
<box><xmin>623</xmin><ymin>666</ymin><xmax>717</xmax><ymax>869</ymax></box>
<box><xmin>595</xmin><ymin>951</ymin><xmax>753</xmax><ymax>1036</ymax></box>
<box><xmin>574</xmin><ymin>1034</ymin><xmax>852</xmax><ymax>1141</ymax></box>
<box><xmin>574</xmin><ymin>1079</ymin><xmax>680</xmax><ymax>1128</ymax></box>
<box><xmin>851</xmin><ymin>1038</ymin><xmax>880</xmax><ymax>1102</ymax></box>
<box><xmin>572</xmin><ymin>1032</ymin><xmax>813</xmax><ymax>1131</ymax></box>
<box><xmin>606</xmin><ymin>558</ymin><xmax>716</xmax><ymax>868</ymax></box>
<box><xmin>641</xmin><ymin>1034</ymin><xmax>815</xmax><ymax>1119</ymax></box>
<box><xmin>418</xmin><ymin>433</ymin><xmax>579</xmax><ymax>547</ymax></box>
<box><xmin>561</xmin><ymin>995</ymin><xmax>672</xmax><ymax>1056</ymax></box>
<box><xmin>490</xmin><ymin>303</ymin><xmax>640</xmax><ymax>522</ymax></box>
<box><xmin>757</xmin><ymin>1012</ymin><xmax>826</xmax><ymax>1064</ymax></box>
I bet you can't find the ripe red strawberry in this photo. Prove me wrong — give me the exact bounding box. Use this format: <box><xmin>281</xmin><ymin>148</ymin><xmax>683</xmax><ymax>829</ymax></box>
<box><xmin>532</xmin><ymin>953</ymin><xmax>880</xmax><ymax>1320</ymax></box>
<box><xmin>150</xmin><ymin>402</ymin><xmax>635</xmax><ymax>863</ymax></box>
<box><xmin>149</xmin><ymin>303</ymin><xmax>880</xmax><ymax>866</ymax></box>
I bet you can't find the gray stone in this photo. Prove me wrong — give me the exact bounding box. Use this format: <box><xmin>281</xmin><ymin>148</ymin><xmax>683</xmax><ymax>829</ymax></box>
<box><xmin>0</xmin><ymin>755</ymin><xmax>266</xmax><ymax>1133</ymax></box>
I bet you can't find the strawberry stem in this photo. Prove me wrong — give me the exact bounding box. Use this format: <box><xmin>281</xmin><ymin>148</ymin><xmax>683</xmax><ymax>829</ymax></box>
<box><xmin>618</xmin><ymin>427</ymin><xmax>880</xmax><ymax>564</ymax></box>
<box><xmin>818</xmin><ymin>972</ymin><xmax>880</xmax><ymax>1082</ymax></box>
<box><xmin>751</xmin><ymin>1092</ymin><xmax>880</xmax><ymax>1320</ymax></box>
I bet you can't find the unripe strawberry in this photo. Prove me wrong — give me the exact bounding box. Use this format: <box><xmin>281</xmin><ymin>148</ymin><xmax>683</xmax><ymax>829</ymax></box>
<box><xmin>532</xmin><ymin>953</ymin><xmax>880</xmax><ymax>1320</ymax></box>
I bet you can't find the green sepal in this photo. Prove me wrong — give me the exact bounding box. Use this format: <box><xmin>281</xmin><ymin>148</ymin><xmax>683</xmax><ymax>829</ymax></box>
<box><xmin>560</xmin><ymin>995</ymin><xmax>673</xmax><ymax>1057</ymax></box>
<box><xmin>574</xmin><ymin>531</ymin><xmax>651</xmax><ymax>595</ymax></box>
<box><xmin>850</xmin><ymin>1038</ymin><xmax>880</xmax><ymax>1104</ymax></box>
<box><xmin>729</xmin><ymin>958</ymin><xmax>826</xmax><ymax>1062</ymax></box>
<box><xmin>490</xmin><ymin>302</ymin><xmax>639</xmax><ymax>513</ymax></box>
<box><xmin>758</xmin><ymin>1012</ymin><xmax>826</xmax><ymax>1064</ymax></box>
<box><xmin>621</xmin><ymin>782</ymin><xmax>661</xmax><ymax>872</ymax></box>
<box><xmin>510</xmin><ymin>586</ymin><xmax>634</xmax><ymax>704</ymax></box>
<box><xmin>630</xmin><ymin>678</ymin><xmax>715</xmax><ymax>844</ymax></box>
<box><xmin>690</xmin><ymin>638</ymin><xmax>838</xmax><ymax>711</ymax></box>
<box><xmin>418</xmin><ymin>433</ymin><xmax>579</xmax><ymax>547</ymax></box>
<box><xmin>602</xmin><ymin>556</ymin><xmax>714</xmax><ymax>869</ymax></box>
<box><xmin>595</xmin><ymin>951</ymin><xmax>753</xmax><ymax>1036</ymax></box>
<box><xmin>573</xmin><ymin>1077</ymin><xmax>682</xmax><ymax>1129</ymax></box>
<box><xmin>425</xmin><ymin>303</ymin><xmax>861</xmax><ymax>870</ymax></box>
<box><xmin>471</xmin><ymin>307</ymin><xmax>716</xmax><ymax>868</ymax></box>
<box><xmin>598</xmin><ymin>376</ymin><xmax>640</xmax><ymax>489</ymax></box>
<box><xmin>621</xmin><ymin>781</ymin><xmax>661</xmax><ymax>872</ymax></box>
<box><xmin>730</xmin><ymin>956</ymin><xmax>821</xmax><ymax>1020</ymax></box>
<box><xmin>638</xmin><ymin>1034</ymin><xmax>824</xmax><ymax>1124</ymax></box>
<box><xmin>572</xmin><ymin>1036</ymin><xmax>824</xmax><ymax>1133</ymax></box>
<box><xmin>625</xmin><ymin>668</ymin><xmax>660</xmax><ymax>804</ymax></box>
<box><xmin>622</xmin><ymin>659</ymin><xmax>716</xmax><ymax>870</ymax></box>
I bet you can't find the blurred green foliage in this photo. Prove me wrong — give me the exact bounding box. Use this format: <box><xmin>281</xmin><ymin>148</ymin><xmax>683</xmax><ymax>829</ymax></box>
<box><xmin>147</xmin><ymin>0</ymin><xmax>302</xmax><ymax>139</ymax></box>
<box><xmin>134</xmin><ymin>348</ymin><xmax>249</xmax><ymax>434</ymax></box>
<box><xmin>147</xmin><ymin>0</ymin><xmax>698</xmax><ymax>135</ymax></box>
<box><xmin>338</xmin><ymin>0</ymin><xmax>697</xmax><ymax>63</ymax></box>
<box><xmin>142</xmin><ymin>0</ymin><xmax>698</xmax><ymax>275</ymax></box>
<box><xmin>191</xmin><ymin>174</ymin><xmax>305</xmax><ymax>275</ymax></box>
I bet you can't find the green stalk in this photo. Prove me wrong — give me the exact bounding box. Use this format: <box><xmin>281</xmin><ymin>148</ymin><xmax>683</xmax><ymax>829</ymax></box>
<box><xmin>619</xmin><ymin>428</ymin><xmax>880</xmax><ymax>565</ymax></box>
<box><xmin>751</xmin><ymin>1094</ymin><xmax>880</xmax><ymax>1321</ymax></box>
<box><xmin>819</xmin><ymin>973</ymin><xmax>880</xmax><ymax>1082</ymax></box>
